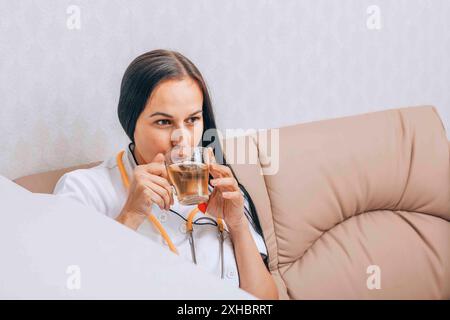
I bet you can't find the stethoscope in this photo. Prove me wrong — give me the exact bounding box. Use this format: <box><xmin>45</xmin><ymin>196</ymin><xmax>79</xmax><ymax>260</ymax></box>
<box><xmin>116</xmin><ymin>150</ymin><xmax>226</xmax><ymax>279</ymax></box>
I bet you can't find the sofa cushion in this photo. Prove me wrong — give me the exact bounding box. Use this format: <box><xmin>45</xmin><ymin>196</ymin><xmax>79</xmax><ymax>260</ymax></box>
<box><xmin>253</xmin><ymin>105</ymin><xmax>450</xmax><ymax>299</ymax></box>
<box><xmin>14</xmin><ymin>161</ymin><xmax>102</xmax><ymax>194</ymax></box>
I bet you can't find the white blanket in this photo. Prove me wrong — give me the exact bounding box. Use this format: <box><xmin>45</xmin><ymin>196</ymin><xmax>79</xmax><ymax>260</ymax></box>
<box><xmin>0</xmin><ymin>176</ymin><xmax>255</xmax><ymax>300</ymax></box>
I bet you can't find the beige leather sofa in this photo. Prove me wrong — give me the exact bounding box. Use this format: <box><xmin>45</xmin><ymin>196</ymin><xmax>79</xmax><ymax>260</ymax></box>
<box><xmin>14</xmin><ymin>105</ymin><xmax>450</xmax><ymax>299</ymax></box>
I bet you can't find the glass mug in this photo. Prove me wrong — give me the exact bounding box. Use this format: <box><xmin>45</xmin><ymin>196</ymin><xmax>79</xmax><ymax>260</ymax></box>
<box><xmin>164</xmin><ymin>146</ymin><xmax>212</xmax><ymax>206</ymax></box>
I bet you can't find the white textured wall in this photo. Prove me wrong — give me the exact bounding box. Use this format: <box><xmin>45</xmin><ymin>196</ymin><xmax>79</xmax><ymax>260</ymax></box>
<box><xmin>1</xmin><ymin>0</ymin><xmax>449</xmax><ymax>180</ymax></box>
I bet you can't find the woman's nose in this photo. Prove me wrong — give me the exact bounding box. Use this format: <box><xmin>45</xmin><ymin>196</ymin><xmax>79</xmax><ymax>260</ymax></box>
<box><xmin>171</xmin><ymin>127</ymin><xmax>191</xmax><ymax>147</ymax></box>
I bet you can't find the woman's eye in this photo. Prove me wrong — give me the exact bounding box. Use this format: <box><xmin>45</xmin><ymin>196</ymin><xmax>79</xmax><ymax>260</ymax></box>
<box><xmin>186</xmin><ymin>117</ymin><xmax>200</xmax><ymax>124</ymax></box>
<box><xmin>156</xmin><ymin>119</ymin><xmax>171</xmax><ymax>126</ymax></box>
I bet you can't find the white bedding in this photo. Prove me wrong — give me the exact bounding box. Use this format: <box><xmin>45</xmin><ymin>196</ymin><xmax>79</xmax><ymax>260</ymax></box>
<box><xmin>0</xmin><ymin>175</ymin><xmax>254</xmax><ymax>300</ymax></box>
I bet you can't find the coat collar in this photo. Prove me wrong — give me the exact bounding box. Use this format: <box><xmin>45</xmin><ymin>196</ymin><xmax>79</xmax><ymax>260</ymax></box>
<box><xmin>126</xmin><ymin>142</ymin><xmax>138</xmax><ymax>171</ymax></box>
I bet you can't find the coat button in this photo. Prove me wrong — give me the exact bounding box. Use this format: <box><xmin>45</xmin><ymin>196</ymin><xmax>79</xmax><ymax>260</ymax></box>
<box><xmin>179</xmin><ymin>223</ymin><xmax>187</xmax><ymax>234</ymax></box>
<box><xmin>158</xmin><ymin>213</ymin><xmax>167</xmax><ymax>223</ymax></box>
<box><xmin>226</xmin><ymin>269</ymin><xmax>237</xmax><ymax>279</ymax></box>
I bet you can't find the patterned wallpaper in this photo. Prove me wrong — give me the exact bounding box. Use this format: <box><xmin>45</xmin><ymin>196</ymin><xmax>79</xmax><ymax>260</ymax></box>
<box><xmin>1</xmin><ymin>0</ymin><xmax>449</xmax><ymax>179</ymax></box>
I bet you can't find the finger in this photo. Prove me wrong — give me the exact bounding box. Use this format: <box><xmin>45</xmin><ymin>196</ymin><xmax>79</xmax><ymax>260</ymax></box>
<box><xmin>145</xmin><ymin>174</ymin><xmax>174</xmax><ymax>204</ymax></box>
<box><xmin>138</xmin><ymin>170</ymin><xmax>173</xmax><ymax>205</ymax></box>
<box><xmin>207</xmin><ymin>148</ymin><xmax>220</xmax><ymax>179</ymax></box>
<box><xmin>222</xmin><ymin>190</ymin><xmax>242</xmax><ymax>200</ymax></box>
<box><xmin>146</xmin><ymin>182</ymin><xmax>172</xmax><ymax>210</ymax></box>
<box><xmin>210</xmin><ymin>177</ymin><xmax>238</xmax><ymax>191</ymax></box>
<box><xmin>142</xmin><ymin>162</ymin><xmax>168</xmax><ymax>179</ymax></box>
<box><xmin>209</xmin><ymin>163</ymin><xmax>233</xmax><ymax>179</ymax></box>
<box><xmin>207</xmin><ymin>147</ymin><xmax>217</xmax><ymax>163</ymax></box>
<box><xmin>144</xmin><ymin>189</ymin><xmax>165</xmax><ymax>211</ymax></box>
<box><xmin>209</xmin><ymin>164</ymin><xmax>220</xmax><ymax>179</ymax></box>
<box><xmin>212</xmin><ymin>183</ymin><xmax>237</xmax><ymax>193</ymax></box>
<box><xmin>140</xmin><ymin>171</ymin><xmax>172</xmax><ymax>188</ymax></box>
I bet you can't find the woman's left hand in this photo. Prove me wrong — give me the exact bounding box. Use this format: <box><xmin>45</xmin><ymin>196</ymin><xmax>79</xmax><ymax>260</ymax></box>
<box><xmin>204</xmin><ymin>148</ymin><xmax>247</xmax><ymax>231</ymax></box>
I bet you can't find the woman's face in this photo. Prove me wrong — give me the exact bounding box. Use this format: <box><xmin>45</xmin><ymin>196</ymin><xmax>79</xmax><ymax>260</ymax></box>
<box><xmin>133</xmin><ymin>77</ymin><xmax>204</xmax><ymax>165</ymax></box>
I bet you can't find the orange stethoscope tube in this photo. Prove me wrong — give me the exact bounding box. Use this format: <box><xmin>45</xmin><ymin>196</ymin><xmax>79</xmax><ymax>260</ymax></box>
<box><xmin>116</xmin><ymin>150</ymin><xmax>224</xmax><ymax>256</ymax></box>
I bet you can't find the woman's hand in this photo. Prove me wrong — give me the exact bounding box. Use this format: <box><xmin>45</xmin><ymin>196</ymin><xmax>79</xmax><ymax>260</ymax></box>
<box><xmin>116</xmin><ymin>153</ymin><xmax>174</xmax><ymax>230</ymax></box>
<box><xmin>204</xmin><ymin>148</ymin><xmax>248</xmax><ymax>231</ymax></box>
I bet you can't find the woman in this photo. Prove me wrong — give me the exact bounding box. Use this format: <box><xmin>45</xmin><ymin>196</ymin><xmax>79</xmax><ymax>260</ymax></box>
<box><xmin>54</xmin><ymin>49</ymin><xmax>278</xmax><ymax>300</ymax></box>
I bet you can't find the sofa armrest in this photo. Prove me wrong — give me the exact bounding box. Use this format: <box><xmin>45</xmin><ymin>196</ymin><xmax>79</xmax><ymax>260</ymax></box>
<box><xmin>13</xmin><ymin>161</ymin><xmax>102</xmax><ymax>194</ymax></box>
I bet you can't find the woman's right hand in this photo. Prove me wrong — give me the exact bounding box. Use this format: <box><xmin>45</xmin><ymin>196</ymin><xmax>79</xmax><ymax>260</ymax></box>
<box><xmin>116</xmin><ymin>153</ymin><xmax>174</xmax><ymax>230</ymax></box>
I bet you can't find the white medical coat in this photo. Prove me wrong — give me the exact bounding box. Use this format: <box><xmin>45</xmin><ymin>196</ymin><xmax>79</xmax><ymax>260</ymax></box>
<box><xmin>53</xmin><ymin>143</ymin><xmax>268</xmax><ymax>287</ymax></box>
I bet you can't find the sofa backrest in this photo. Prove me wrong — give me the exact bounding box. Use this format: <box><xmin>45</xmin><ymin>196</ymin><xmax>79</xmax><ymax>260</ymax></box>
<box><xmin>237</xmin><ymin>105</ymin><xmax>449</xmax><ymax>299</ymax></box>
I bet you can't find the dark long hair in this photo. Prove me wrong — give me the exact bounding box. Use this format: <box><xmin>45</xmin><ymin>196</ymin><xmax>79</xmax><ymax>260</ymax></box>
<box><xmin>117</xmin><ymin>49</ymin><xmax>268</xmax><ymax>269</ymax></box>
